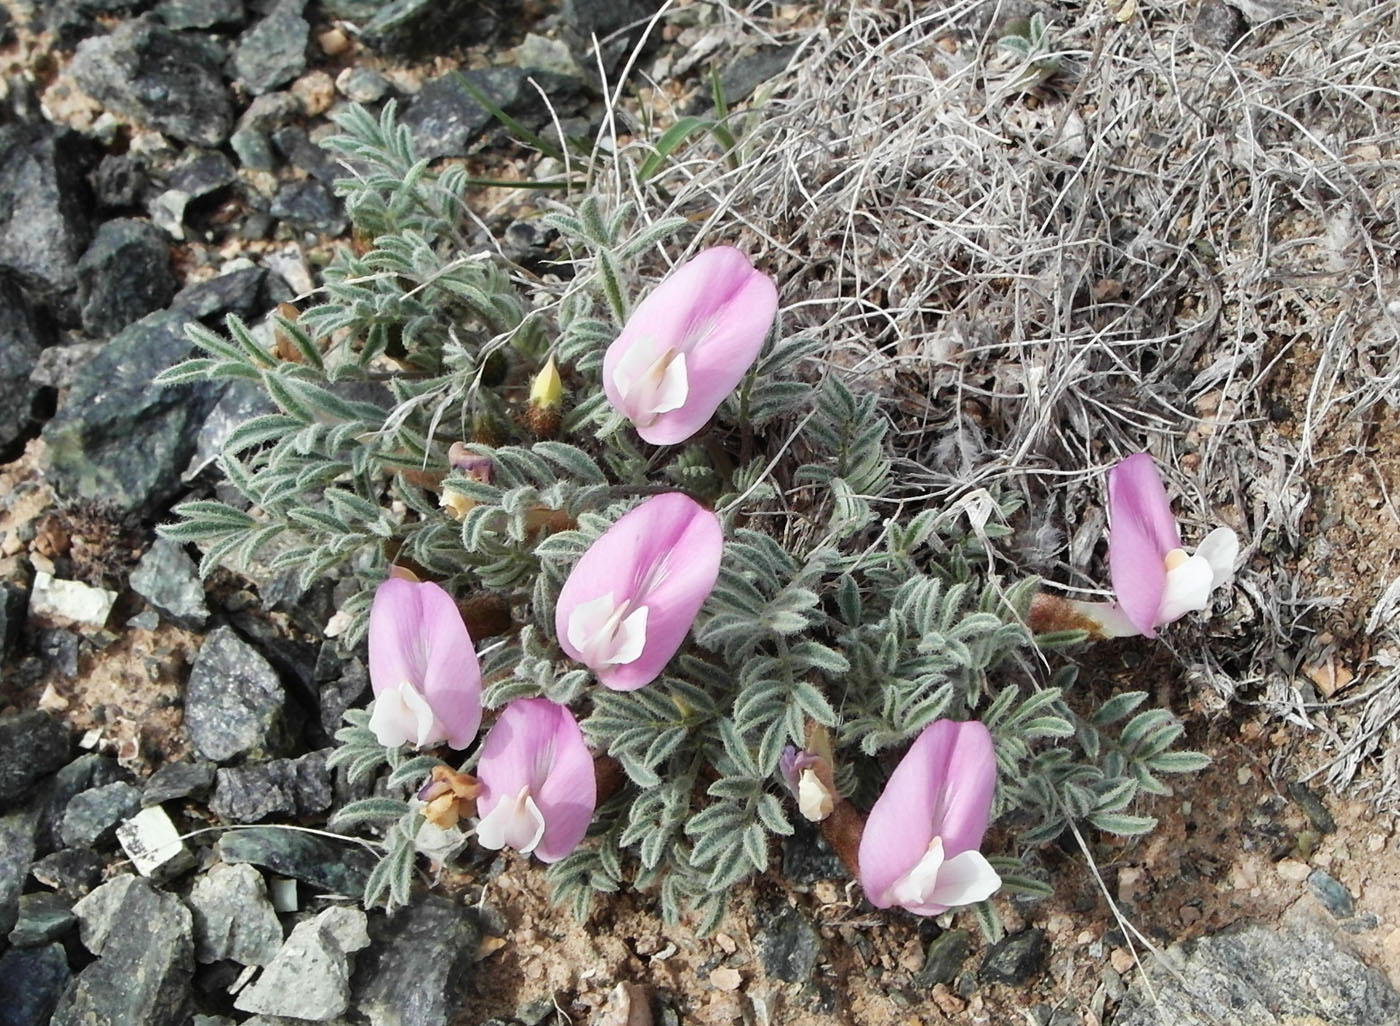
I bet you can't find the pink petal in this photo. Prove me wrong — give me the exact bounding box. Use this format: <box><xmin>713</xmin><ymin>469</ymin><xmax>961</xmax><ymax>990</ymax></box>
<box><xmin>476</xmin><ymin>699</ymin><xmax>596</xmax><ymax>863</ymax></box>
<box><xmin>1107</xmin><ymin>454</ymin><xmax>1181</xmax><ymax>638</ymax></box>
<box><xmin>555</xmin><ymin>493</ymin><xmax>723</xmax><ymax>691</ymax></box>
<box><xmin>858</xmin><ymin>720</ymin><xmax>998</xmax><ymax>909</ymax></box>
<box><xmin>603</xmin><ymin>247</ymin><xmax>778</xmax><ymax>446</ymax></box>
<box><xmin>367</xmin><ymin>579</ymin><xmax>482</xmax><ymax>749</ymax></box>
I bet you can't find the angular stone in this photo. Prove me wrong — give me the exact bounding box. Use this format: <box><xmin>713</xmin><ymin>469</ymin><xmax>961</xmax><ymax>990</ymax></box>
<box><xmin>115</xmin><ymin>805</ymin><xmax>196</xmax><ymax>880</ymax></box>
<box><xmin>171</xmin><ymin>265</ymin><xmax>267</xmax><ymax>322</ymax></box>
<box><xmin>0</xmin><ymin>809</ymin><xmax>39</xmax><ymax>937</ymax></box>
<box><xmin>210</xmin><ymin>750</ymin><xmax>332</xmax><ymax>823</ymax></box>
<box><xmin>0</xmin><ymin>275</ymin><xmax>48</xmax><ymax>453</ymax></box>
<box><xmin>234</xmin><ymin>906</ymin><xmax>369</xmax><ymax>1019</ymax></box>
<box><xmin>560</xmin><ymin>0</ymin><xmax>664</xmax><ymax>72</ymax></box>
<box><xmin>755</xmin><ymin>902</ymin><xmax>821</xmax><ymax>984</ymax></box>
<box><xmin>917</xmin><ymin>928</ymin><xmax>970</xmax><ymax>987</ymax></box>
<box><xmin>167</xmin><ymin>150</ymin><xmax>236</xmax><ymax>201</ymax></box>
<box><xmin>70</xmin><ymin>19</ymin><xmax>232</xmax><ymax>146</ymax></box>
<box><xmin>270</xmin><ymin>180</ymin><xmax>345</xmax><ymax>235</ymax></box>
<box><xmin>188</xmin><ymin>862</ymin><xmax>283</xmax><ymax>965</ymax></box>
<box><xmin>0</xmin><ymin>125</ymin><xmax>95</xmax><ymax>323</ymax></box>
<box><xmin>1192</xmin><ymin>0</ymin><xmax>1247</xmax><ymax>50</ymax></box>
<box><xmin>142</xmin><ymin>760</ymin><xmax>216</xmax><ymax>806</ymax></box>
<box><xmin>0</xmin><ymin>712</ymin><xmax>71</xmax><ymax>807</ymax></box>
<box><xmin>75</xmin><ymin>218</ymin><xmax>176</xmax><ymax>337</ymax></box>
<box><xmin>58</xmin><ymin>876</ymin><xmax>194</xmax><ymax>1026</ymax></box>
<box><xmin>37</xmin><ymin>755</ymin><xmax>127</xmax><ymax>852</ymax></box>
<box><xmin>184</xmin><ymin>626</ymin><xmax>293</xmax><ymax>763</ymax></box>
<box><xmin>216</xmin><ymin>826</ymin><xmax>375</xmax><ymax>896</ymax></box>
<box><xmin>234</xmin><ymin>0</ymin><xmax>309</xmax><ymax>96</ymax></box>
<box><xmin>155</xmin><ymin>0</ymin><xmax>244</xmax><ymax>29</ymax></box>
<box><xmin>0</xmin><ymin>943</ymin><xmax>71</xmax><ymax>1026</ymax></box>
<box><xmin>29</xmin><ymin>572</ymin><xmax>117</xmax><ymax>629</ymax></box>
<box><xmin>9</xmin><ymin>891</ymin><xmax>76</xmax><ymax>947</ymax></box>
<box><xmin>1307</xmin><ymin>869</ymin><xmax>1356</xmax><ymax>919</ymax></box>
<box><xmin>184</xmin><ymin>377</ymin><xmax>278</xmax><ymax>480</ymax></box>
<box><xmin>93</xmin><ymin>153</ymin><xmax>148</xmax><ymax>210</ymax></box>
<box><xmin>335</xmin><ymin>67</ymin><xmax>389</xmax><ymax>103</ymax></box>
<box><xmin>360</xmin><ymin>0</ymin><xmax>496</xmax><ymax>59</ymax></box>
<box><xmin>30</xmin><ymin>847</ymin><xmax>105</xmax><ymax>897</ymax></box>
<box><xmin>403</xmin><ymin>67</ymin><xmax>528</xmax><ymax>161</ymax></box>
<box><xmin>1114</xmin><ymin>903</ymin><xmax>1400</xmax><ymax>1025</ymax></box>
<box><xmin>60</xmin><ymin>780</ymin><xmax>141</xmax><ymax>847</ymax></box>
<box><xmin>980</xmin><ymin>928</ymin><xmax>1047</xmax><ymax>985</ymax></box>
<box><xmin>40</xmin><ymin>309</ymin><xmax>226</xmax><ymax>516</ymax></box>
<box><xmin>354</xmin><ymin>897</ymin><xmax>480</xmax><ymax>1026</ymax></box>
<box><xmin>130</xmin><ymin>538</ymin><xmax>209</xmax><ymax>629</ymax></box>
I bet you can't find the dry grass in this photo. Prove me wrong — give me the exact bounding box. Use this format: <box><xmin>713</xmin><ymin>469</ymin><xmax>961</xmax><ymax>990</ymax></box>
<box><xmin>592</xmin><ymin>0</ymin><xmax>1400</xmax><ymax>794</ymax></box>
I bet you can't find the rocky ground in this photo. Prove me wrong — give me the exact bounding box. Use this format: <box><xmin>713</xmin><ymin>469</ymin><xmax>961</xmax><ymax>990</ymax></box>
<box><xmin>2</xmin><ymin>0</ymin><xmax>1400</xmax><ymax>1025</ymax></box>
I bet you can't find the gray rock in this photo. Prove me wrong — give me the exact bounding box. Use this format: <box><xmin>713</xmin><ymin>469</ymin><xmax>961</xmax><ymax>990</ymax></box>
<box><xmin>57</xmin><ymin>876</ymin><xmax>194</xmax><ymax>1026</ymax></box>
<box><xmin>171</xmin><ymin>266</ymin><xmax>266</xmax><ymax>323</ymax></box>
<box><xmin>9</xmin><ymin>891</ymin><xmax>76</xmax><ymax>947</ymax></box>
<box><xmin>184</xmin><ymin>377</ymin><xmax>278</xmax><ymax>479</ymax></box>
<box><xmin>210</xmin><ymin>750</ymin><xmax>332</xmax><ymax>822</ymax></box>
<box><xmin>755</xmin><ymin>902</ymin><xmax>821</xmax><ymax>984</ymax></box>
<box><xmin>238</xmin><ymin>91</ymin><xmax>302</xmax><ymax>133</ymax></box>
<box><xmin>560</xmin><ymin>0</ymin><xmax>664</xmax><ymax>72</ymax></box>
<box><xmin>38</xmin><ymin>755</ymin><xmax>127</xmax><ymax>852</ymax></box>
<box><xmin>270</xmin><ymin>126</ymin><xmax>343</xmax><ymax>184</ymax></box>
<box><xmin>70</xmin><ymin>19</ymin><xmax>232</xmax><ymax>146</ymax></box>
<box><xmin>149</xmin><ymin>189</ymin><xmax>191</xmax><ymax>239</ymax></box>
<box><xmin>75</xmin><ymin>218</ymin><xmax>176</xmax><ymax>337</ymax></box>
<box><xmin>0</xmin><ymin>125</ymin><xmax>95</xmax><ymax>323</ymax></box>
<box><xmin>188</xmin><ymin>862</ymin><xmax>284</xmax><ymax>964</ymax></box>
<box><xmin>234</xmin><ymin>0</ymin><xmax>309</xmax><ymax>96</ymax></box>
<box><xmin>230</xmin><ymin>127</ymin><xmax>278</xmax><ymax>171</ymax></box>
<box><xmin>1307</xmin><ymin>869</ymin><xmax>1356</xmax><ymax>919</ymax></box>
<box><xmin>0</xmin><ymin>275</ymin><xmax>49</xmax><ymax>452</ymax></box>
<box><xmin>270</xmin><ymin>181</ymin><xmax>346</xmax><ymax>235</ymax></box>
<box><xmin>168</xmin><ymin>150</ymin><xmax>237</xmax><ymax>201</ymax></box>
<box><xmin>917</xmin><ymin>929</ymin><xmax>970</xmax><ymax>987</ymax></box>
<box><xmin>37</xmin><ymin>629</ymin><xmax>81</xmax><ymax>677</ymax></box>
<box><xmin>781</xmin><ymin>819</ymin><xmax>845</xmax><ymax>884</ymax></box>
<box><xmin>41</xmin><ymin>309</ymin><xmax>225</xmax><ymax>516</ymax></box>
<box><xmin>980</xmin><ymin>928</ymin><xmax>1047</xmax><ymax>985</ymax></box>
<box><xmin>142</xmin><ymin>760</ymin><xmax>216</xmax><ymax>806</ymax></box>
<box><xmin>59</xmin><ymin>780</ymin><xmax>141</xmax><ymax>847</ymax></box>
<box><xmin>156</xmin><ymin>0</ymin><xmax>244</xmax><ymax>29</ymax></box>
<box><xmin>234</xmin><ymin>905</ymin><xmax>369</xmax><ymax>1019</ymax></box>
<box><xmin>0</xmin><ymin>943</ymin><xmax>71</xmax><ymax>1026</ymax></box>
<box><xmin>717</xmin><ymin>44</ymin><xmax>798</xmax><ymax>107</ymax></box>
<box><xmin>184</xmin><ymin>626</ymin><xmax>293</xmax><ymax>763</ymax></box>
<box><xmin>130</xmin><ymin>538</ymin><xmax>209</xmax><ymax>629</ymax></box>
<box><xmin>30</xmin><ymin>847</ymin><xmax>105</xmax><ymax>897</ymax></box>
<box><xmin>1288</xmin><ymin>781</ymin><xmax>1337</xmax><ymax>834</ymax></box>
<box><xmin>360</xmin><ymin>0</ymin><xmax>497</xmax><ymax>60</ymax></box>
<box><xmin>0</xmin><ymin>712</ymin><xmax>71</xmax><ymax>807</ymax></box>
<box><xmin>1192</xmin><ymin>0</ymin><xmax>1247</xmax><ymax>50</ymax></box>
<box><xmin>336</xmin><ymin>67</ymin><xmax>389</xmax><ymax>103</ymax></box>
<box><xmin>354</xmin><ymin>897</ymin><xmax>480</xmax><ymax>1026</ymax></box>
<box><xmin>0</xmin><ymin>809</ymin><xmax>39</xmax><ymax>937</ymax></box>
<box><xmin>318</xmin><ymin>652</ymin><xmax>369</xmax><ymax>739</ymax></box>
<box><xmin>93</xmin><ymin>153</ymin><xmax>148</xmax><ymax>209</ymax></box>
<box><xmin>29</xmin><ymin>572</ymin><xmax>117</xmax><ymax>629</ymax></box>
<box><xmin>216</xmin><ymin>826</ymin><xmax>375</xmax><ymax>896</ymax></box>
<box><xmin>403</xmin><ymin>67</ymin><xmax>528</xmax><ymax>161</ymax></box>
<box><xmin>1113</xmin><ymin>903</ymin><xmax>1400</xmax><ymax>1026</ymax></box>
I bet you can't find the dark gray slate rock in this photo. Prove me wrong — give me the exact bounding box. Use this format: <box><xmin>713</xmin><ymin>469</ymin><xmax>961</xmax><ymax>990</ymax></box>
<box><xmin>0</xmin><ymin>583</ymin><xmax>24</xmax><ymax>669</ymax></box>
<box><xmin>75</xmin><ymin>218</ymin><xmax>176</xmax><ymax>337</ymax></box>
<box><xmin>354</xmin><ymin>897</ymin><xmax>480</xmax><ymax>1026</ymax></box>
<box><xmin>30</xmin><ymin>847</ymin><xmax>105</xmax><ymax>897</ymax></box>
<box><xmin>234</xmin><ymin>906</ymin><xmax>369</xmax><ymax>1019</ymax></box>
<box><xmin>0</xmin><ymin>275</ymin><xmax>48</xmax><ymax>452</ymax></box>
<box><xmin>0</xmin><ymin>809</ymin><xmax>39</xmax><ymax>937</ymax></box>
<box><xmin>168</xmin><ymin>150</ymin><xmax>237</xmax><ymax>201</ymax></box>
<box><xmin>230</xmin><ymin>128</ymin><xmax>278</xmax><ymax>171</ymax></box>
<box><xmin>38</xmin><ymin>755</ymin><xmax>127</xmax><ymax>852</ymax></box>
<box><xmin>93</xmin><ymin>153</ymin><xmax>148</xmax><ymax>209</ymax></box>
<box><xmin>210</xmin><ymin>750</ymin><xmax>332</xmax><ymax>822</ymax></box>
<box><xmin>0</xmin><ymin>712</ymin><xmax>71</xmax><ymax>807</ymax></box>
<box><xmin>184</xmin><ymin>377</ymin><xmax>278</xmax><ymax>479</ymax></box>
<box><xmin>70</xmin><ymin>19</ymin><xmax>233</xmax><ymax>146</ymax></box>
<box><xmin>57</xmin><ymin>875</ymin><xmax>194</xmax><ymax>1026</ymax></box>
<box><xmin>360</xmin><ymin>0</ymin><xmax>496</xmax><ymax>59</ymax></box>
<box><xmin>781</xmin><ymin>819</ymin><xmax>845</xmax><ymax>884</ymax></box>
<box><xmin>130</xmin><ymin>538</ymin><xmax>209</xmax><ymax>629</ymax></box>
<box><xmin>237</xmin><ymin>90</ymin><xmax>302</xmax><ymax>133</ymax></box>
<box><xmin>403</xmin><ymin>67</ymin><xmax>529</xmax><ymax>161</ymax></box>
<box><xmin>980</xmin><ymin>928</ymin><xmax>1047</xmax><ymax>985</ymax></box>
<box><xmin>1308</xmin><ymin>869</ymin><xmax>1356</xmax><ymax>919</ymax></box>
<box><xmin>233</xmin><ymin>0</ymin><xmax>308</xmax><ymax>96</ymax></box>
<box><xmin>36</xmin><ymin>629</ymin><xmax>80</xmax><ymax>677</ymax></box>
<box><xmin>0</xmin><ymin>943</ymin><xmax>71</xmax><ymax>1026</ymax></box>
<box><xmin>156</xmin><ymin>0</ymin><xmax>244</xmax><ymax>29</ymax></box>
<box><xmin>337</xmin><ymin>66</ymin><xmax>389</xmax><ymax>103</ymax></box>
<box><xmin>184</xmin><ymin>626</ymin><xmax>293</xmax><ymax>763</ymax></box>
<box><xmin>188</xmin><ymin>862</ymin><xmax>283</xmax><ymax>964</ymax></box>
<box><xmin>269</xmin><ymin>126</ymin><xmax>342</xmax><ymax>184</ymax></box>
<box><xmin>755</xmin><ymin>901</ymin><xmax>821</xmax><ymax>984</ymax></box>
<box><xmin>59</xmin><ymin>780</ymin><xmax>141</xmax><ymax>847</ymax></box>
<box><xmin>216</xmin><ymin>826</ymin><xmax>375</xmax><ymax>895</ymax></box>
<box><xmin>142</xmin><ymin>759</ymin><xmax>216</xmax><ymax>806</ymax></box>
<box><xmin>9</xmin><ymin>891</ymin><xmax>76</xmax><ymax>946</ymax></box>
<box><xmin>270</xmin><ymin>180</ymin><xmax>345</xmax><ymax>234</ymax></box>
<box><xmin>560</xmin><ymin>0</ymin><xmax>664</xmax><ymax>72</ymax></box>
<box><xmin>41</xmin><ymin>309</ymin><xmax>225</xmax><ymax>516</ymax></box>
<box><xmin>917</xmin><ymin>928</ymin><xmax>970</xmax><ymax>987</ymax></box>
<box><xmin>317</xmin><ymin>649</ymin><xmax>369</xmax><ymax>739</ymax></box>
<box><xmin>171</xmin><ymin>265</ymin><xmax>266</xmax><ymax>322</ymax></box>
<box><xmin>1192</xmin><ymin>0</ymin><xmax>1247</xmax><ymax>50</ymax></box>
<box><xmin>1113</xmin><ymin>903</ymin><xmax>1400</xmax><ymax>1026</ymax></box>
<box><xmin>0</xmin><ymin>125</ymin><xmax>94</xmax><ymax>323</ymax></box>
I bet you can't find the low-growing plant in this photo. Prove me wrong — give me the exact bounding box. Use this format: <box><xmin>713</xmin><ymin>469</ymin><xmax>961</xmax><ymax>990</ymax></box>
<box><xmin>158</xmin><ymin>102</ymin><xmax>1215</xmax><ymax>935</ymax></box>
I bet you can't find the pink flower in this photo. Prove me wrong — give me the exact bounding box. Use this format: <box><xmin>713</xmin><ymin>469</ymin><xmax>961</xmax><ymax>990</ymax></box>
<box><xmin>602</xmin><ymin>246</ymin><xmax>779</xmax><ymax>445</ymax></box>
<box><xmin>555</xmin><ymin>493</ymin><xmax>723</xmax><ymax>691</ymax></box>
<box><xmin>1108</xmin><ymin>453</ymin><xmax>1238</xmax><ymax>638</ymax></box>
<box><xmin>474</xmin><ymin>698</ymin><xmax>596</xmax><ymax>863</ymax></box>
<box><xmin>858</xmin><ymin>720</ymin><xmax>1002</xmax><ymax>916</ymax></box>
<box><xmin>368</xmin><ymin>577</ymin><xmax>482</xmax><ymax>750</ymax></box>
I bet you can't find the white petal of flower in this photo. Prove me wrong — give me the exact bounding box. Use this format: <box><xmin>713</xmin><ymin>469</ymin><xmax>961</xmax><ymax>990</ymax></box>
<box><xmin>1157</xmin><ymin>550</ymin><xmax>1216</xmax><ymax>625</ymax></box>
<box><xmin>650</xmin><ymin>350</ymin><xmax>688</xmax><ymax>414</ymax></box>
<box><xmin>368</xmin><ymin>683</ymin><xmax>445</xmax><ymax>749</ymax></box>
<box><xmin>612</xmin><ymin>336</ymin><xmax>689</xmax><ymax>424</ymax></box>
<box><xmin>567</xmin><ymin>591</ymin><xmax>620</xmax><ymax>658</ymax></box>
<box><xmin>609</xmin><ymin>604</ymin><xmax>649</xmax><ymax>665</ymax></box>
<box><xmin>887</xmin><ymin>835</ymin><xmax>947</xmax><ymax>908</ymax></box>
<box><xmin>475</xmin><ymin>786</ymin><xmax>547</xmax><ymax>854</ymax></box>
<box><xmin>1194</xmin><ymin>526</ymin><xmax>1239</xmax><ymax>587</ymax></box>
<box><xmin>926</xmin><ymin>849</ymin><xmax>1002</xmax><ymax>909</ymax></box>
<box><xmin>797</xmin><ymin>768</ymin><xmax>835</xmax><ymax>822</ymax></box>
<box><xmin>567</xmin><ymin>592</ymin><xmax>649</xmax><ymax>668</ymax></box>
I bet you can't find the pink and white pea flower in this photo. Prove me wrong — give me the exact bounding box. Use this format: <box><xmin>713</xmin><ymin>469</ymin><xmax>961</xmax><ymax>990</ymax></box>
<box><xmin>367</xmin><ymin>576</ymin><xmax>483</xmax><ymax>750</ymax></box>
<box><xmin>474</xmin><ymin>698</ymin><xmax>596</xmax><ymax>863</ymax></box>
<box><xmin>602</xmin><ymin>246</ymin><xmax>779</xmax><ymax>445</ymax></box>
<box><xmin>555</xmin><ymin>492</ymin><xmax>723</xmax><ymax>691</ymax></box>
<box><xmin>859</xmin><ymin>720</ymin><xmax>1002</xmax><ymax>916</ymax></box>
<box><xmin>1106</xmin><ymin>453</ymin><xmax>1239</xmax><ymax>638</ymax></box>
